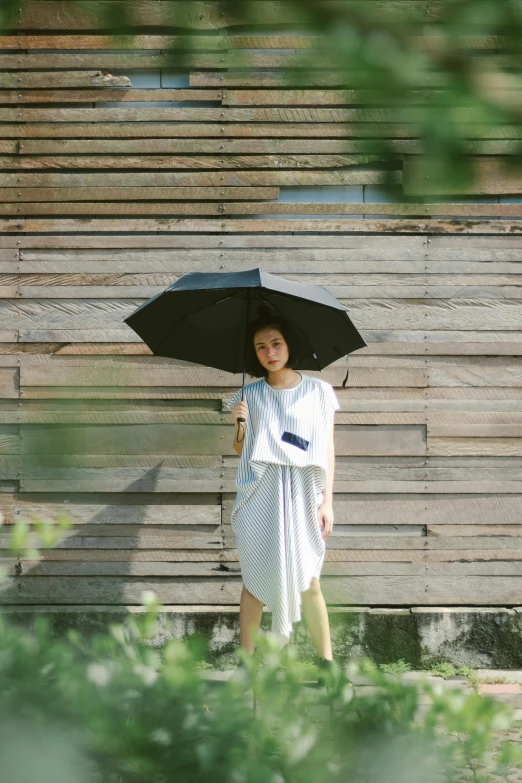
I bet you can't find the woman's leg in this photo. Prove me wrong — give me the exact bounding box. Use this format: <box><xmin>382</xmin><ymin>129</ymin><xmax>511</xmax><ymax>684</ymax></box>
<box><xmin>300</xmin><ymin>577</ymin><xmax>333</xmax><ymax>660</ymax></box>
<box><xmin>240</xmin><ymin>584</ymin><xmax>264</xmax><ymax>655</ymax></box>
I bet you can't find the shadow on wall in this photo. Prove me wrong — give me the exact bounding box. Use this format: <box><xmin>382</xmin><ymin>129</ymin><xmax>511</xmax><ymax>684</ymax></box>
<box><xmin>0</xmin><ymin>463</ymin><xmax>183</xmax><ymax>611</ymax></box>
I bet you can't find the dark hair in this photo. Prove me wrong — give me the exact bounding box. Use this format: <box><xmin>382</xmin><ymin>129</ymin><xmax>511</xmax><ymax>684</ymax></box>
<box><xmin>244</xmin><ymin>304</ymin><xmax>301</xmax><ymax>378</ymax></box>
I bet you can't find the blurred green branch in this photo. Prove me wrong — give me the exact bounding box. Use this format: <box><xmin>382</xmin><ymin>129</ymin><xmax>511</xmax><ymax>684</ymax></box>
<box><xmin>2</xmin><ymin>0</ymin><xmax>522</xmax><ymax>193</ymax></box>
<box><xmin>0</xmin><ymin>511</ymin><xmax>73</xmax><ymax>582</ymax></box>
<box><xmin>1</xmin><ymin>512</ymin><xmax>522</xmax><ymax>782</ymax></box>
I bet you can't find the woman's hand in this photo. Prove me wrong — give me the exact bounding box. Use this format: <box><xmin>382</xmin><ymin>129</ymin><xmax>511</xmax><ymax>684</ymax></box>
<box><xmin>231</xmin><ymin>399</ymin><xmax>249</xmax><ymax>425</ymax></box>
<box><xmin>231</xmin><ymin>400</ymin><xmax>249</xmax><ymax>449</ymax></box>
<box><xmin>318</xmin><ymin>501</ymin><xmax>334</xmax><ymax>539</ymax></box>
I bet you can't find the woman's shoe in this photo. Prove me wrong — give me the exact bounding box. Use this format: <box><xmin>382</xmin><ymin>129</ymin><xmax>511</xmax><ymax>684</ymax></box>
<box><xmin>229</xmin><ymin>654</ymin><xmax>252</xmax><ymax>686</ymax></box>
<box><xmin>316</xmin><ymin>656</ymin><xmax>335</xmax><ymax>687</ymax></box>
<box><xmin>316</xmin><ymin>657</ymin><xmax>352</xmax><ymax>690</ymax></box>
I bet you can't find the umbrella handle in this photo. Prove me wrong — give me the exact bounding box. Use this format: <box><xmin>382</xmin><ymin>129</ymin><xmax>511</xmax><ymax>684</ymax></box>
<box><xmin>342</xmin><ymin>354</ymin><xmax>349</xmax><ymax>387</ymax></box>
<box><xmin>235</xmin><ymin>416</ymin><xmax>246</xmax><ymax>444</ymax></box>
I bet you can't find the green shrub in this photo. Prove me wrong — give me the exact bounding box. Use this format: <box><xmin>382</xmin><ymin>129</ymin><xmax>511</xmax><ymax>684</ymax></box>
<box><xmin>379</xmin><ymin>658</ymin><xmax>413</xmax><ymax>675</ymax></box>
<box><xmin>1</xmin><ymin>516</ymin><xmax>522</xmax><ymax>783</ymax></box>
<box><xmin>429</xmin><ymin>661</ymin><xmax>459</xmax><ymax>679</ymax></box>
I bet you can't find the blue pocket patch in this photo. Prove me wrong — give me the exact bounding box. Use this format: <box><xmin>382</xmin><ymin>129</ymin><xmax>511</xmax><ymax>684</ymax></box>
<box><xmin>281</xmin><ymin>431</ymin><xmax>309</xmax><ymax>451</ymax></box>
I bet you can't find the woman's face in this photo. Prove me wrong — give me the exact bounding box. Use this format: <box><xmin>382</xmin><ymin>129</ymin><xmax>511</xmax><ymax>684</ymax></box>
<box><xmin>253</xmin><ymin>327</ymin><xmax>289</xmax><ymax>372</ymax></box>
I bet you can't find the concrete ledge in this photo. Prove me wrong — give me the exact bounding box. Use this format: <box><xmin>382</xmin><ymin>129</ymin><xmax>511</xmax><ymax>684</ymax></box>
<box><xmin>2</xmin><ymin>606</ymin><xmax>522</xmax><ymax>669</ymax></box>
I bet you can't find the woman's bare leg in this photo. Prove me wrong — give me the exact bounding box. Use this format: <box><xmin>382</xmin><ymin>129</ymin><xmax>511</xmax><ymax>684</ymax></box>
<box><xmin>239</xmin><ymin>584</ymin><xmax>264</xmax><ymax>655</ymax></box>
<box><xmin>300</xmin><ymin>577</ymin><xmax>333</xmax><ymax>660</ymax></box>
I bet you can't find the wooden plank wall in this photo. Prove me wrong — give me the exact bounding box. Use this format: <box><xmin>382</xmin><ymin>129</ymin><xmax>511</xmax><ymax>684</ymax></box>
<box><xmin>0</xmin><ymin>1</ymin><xmax>522</xmax><ymax>610</ymax></box>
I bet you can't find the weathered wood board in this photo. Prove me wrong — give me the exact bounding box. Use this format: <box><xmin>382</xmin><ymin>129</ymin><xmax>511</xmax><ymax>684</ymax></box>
<box><xmin>0</xmin><ymin>17</ymin><xmax>521</xmax><ymax>613</ymax></box>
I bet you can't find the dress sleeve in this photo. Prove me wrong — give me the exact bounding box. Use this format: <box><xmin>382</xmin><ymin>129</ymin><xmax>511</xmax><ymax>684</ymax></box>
<box><xmin>322</xmin><ymin>382</ymin><xmax>341</xmax><ymax>424</ymax></box>
<box><xmin>223</xmin><ymin>387</ymin><xmax>243</xmax><ymax>412</ymax></box>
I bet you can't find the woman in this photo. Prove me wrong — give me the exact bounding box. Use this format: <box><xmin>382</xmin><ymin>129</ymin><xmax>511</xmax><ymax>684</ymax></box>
<box><xmin>225</xmin><ymin>304</ymin><xmax>340</xmax><ymax>672</ymax></box>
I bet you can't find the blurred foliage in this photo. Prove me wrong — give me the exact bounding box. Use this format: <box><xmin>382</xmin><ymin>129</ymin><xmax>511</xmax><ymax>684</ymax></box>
<box><xmin>2</xmin><ymin>515</ymin><xmax>522</xmax><ymax>782</ymax></box>
<box><xmin>380</xmin><ymin>658</ymin><xmax>414</xmax><ymax>675</ymax></box>
<box><xmin>1</xmin><ymin>0</ymin><xmax>521</xmax><ymax>195</ymax></box>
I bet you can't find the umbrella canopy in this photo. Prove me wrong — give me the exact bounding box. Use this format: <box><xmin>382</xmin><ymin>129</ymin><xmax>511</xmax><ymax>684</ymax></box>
<box><xmin>124</xmin><ymin>268</ymin><xmax>367</xmax><ymax>391</ymax></box>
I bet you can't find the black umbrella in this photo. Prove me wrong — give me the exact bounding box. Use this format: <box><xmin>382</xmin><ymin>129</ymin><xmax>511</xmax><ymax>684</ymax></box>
<box><xmin>124</xmin><ymin>267</ymin><xmax>367</xmax><ymax>427</ymax></box>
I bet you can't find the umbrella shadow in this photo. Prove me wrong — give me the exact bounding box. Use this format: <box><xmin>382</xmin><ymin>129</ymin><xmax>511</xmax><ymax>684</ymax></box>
<box><xmin>0</xmin><ymin>464</ymin><xmax>167</xmax><ymax>629</ymax></box>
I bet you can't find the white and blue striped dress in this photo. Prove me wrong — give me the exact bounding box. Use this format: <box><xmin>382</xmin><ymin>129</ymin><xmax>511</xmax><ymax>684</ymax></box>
<box><xmin>224</xmin><ymin>372</ymin><xmax>340</xmax><ymax>649</ymax></box>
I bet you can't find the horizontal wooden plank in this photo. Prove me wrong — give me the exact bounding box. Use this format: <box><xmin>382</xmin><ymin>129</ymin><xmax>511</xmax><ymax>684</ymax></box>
<box><xmin>6</xmin><ymin>296</ymin><xmax>522</xmax><ymax>332</ymax></box>
<box><xmin>0</xmin><ymin>34</ymin><xmax>227</xmax><ymax>50</ymax></box>
<box><xmin>0</xmin><ymin>531</ymin><xmax>224</xmax><ymax>550</ymax></box>
<box><xmin>271</xmin><ymin>494</ymin><xmax>522</xmax><ymax>527</ymax></box>
<box><xmin>5</xmin><ymin>527</ymin><xmax>401</xmax><ymax>546</ymax></box>
<box><xmin>232</xmin><ymin>34</ymin><xmax>506</xmax><ymax>52</ymax></box>
<box><xmin>0</xmin><ymin>235</ymin><xmax>510</xmax><ymax>255</ymax></box>
<box><xmin>0</xmin><ymin>187</ymin><xmax>278</xmax><ymax>203</ymax></box>
<box><xmin>0</xmin><ymin>141</ymin><xmax>17</xmax><ymax>154</ymax></box>
<box><xmin>0</xmin><ymin>400</ymin><xmax>249</xmax><ymax>423</ymax></box>
<box><xmin>244</xmin><ymin>531</ymin><xmax>522</xmax><ymax>551</ymax></box>
<box><xmin>13</xmin><ymin>0</ymin><xmax>301</xmax><ymax>31</ymax></box>
<box><xmin>429</xmin><ymin>412</ymin><xmax>522</xmax><ymax>426</ymax></box>
<box><xmin>0</xmin><ymin>51</ymin><xmax>508</xmax><ymax>70</ymax></box>
<box><xmin>24</xmin><ymin>480</ymin><xmax>519</xmax><ymax>494</ymax></box>
<box><xmin>16</xmin><ymin>423</ymin><xmax>426</xmax><ymax>458</ymax></box>
<box><xmin>60</xmin><ymin>343</ymin><xmax>522</xmax><ymax>358</ymax></box>
<box><xmin>428</xmin><ymin>439</ymin><xmax>522</xmax><ymax>456</ymax></box>
<box><xmin>0</xmin><ymin>561</ymin><xmax>236</xmax><ymax>577</ymax></box>
<box><xmin>29</xmin><ymin>259</ymin><xmax>522</xmax><ymax>278</ymax></box>
<box><xmin>2</xmin><ymin>232</ymin><xmax>518</xmax><ymax>251</ymax></box>
<box><xmin>15</xmin><ymin>340</ymin><xmax>522</xmax><ymax>358</ymax></box>
<box><xmin>0</xmin><ymin>106</ymin><xmax>485</xmax><ymax>123</ymax></box>
<box><xmin>10</xmin><ymin>283</ymin><xmax>522</xmax><ymax>300</ymax></box>
<box><xmin>1</xmin><ymin>574</ymin><xmax>519</xmax><ymax>605</ymax></box>
<box><xmin>8</xmin><ymin>235</ymin><xmax>425</xmax><ymax>254</ymax></box>
<box><xmin>9</xmin><ymin>472</ymin><xmax>522</xmax><ymax>495</ymax></box>
<box><xmin>5</xmin><ymin>454</ymin><xmax>522</xmax><ymax>478</ymax></box>
<box><xmin>0</xmin><ymin>369</ymin><xmax>18</xmax><ymax>399</ymax></box>
<box><xmin>5</xmin><ymin>202</ymin><xmax>522</xmax><ymax>220</ymax></box>
<box><xmin>13</xmin><ymin>2</ymin><xmax>450</xmax><ymax>32</ymax></box>
<box><xmin>6</xmin><ymin>548</ymin><xmax>522</xmax><ymax>565</ymax></box>
<box><xmin>19</xmin><ymin>365</ymin><xmax>426</xmax><ymax>388</ymax></box>
<box><xmin>6</xmin><ymin>409</ymin><xmax>245</xmax><ymax>423</ymax></box>
<box><xmin>0</xmin><ymin>54</ymin><xmax>185</xmax><ymax>69</ymax></box>
<box><xmin>221</xmin><ymin>88</ymin><xmax>522</xmax><ymax>108</ymax></box>
<box><xmin>0</xmin><ymin>153</ymin><xmax>383</xmax><ymax>170</ymax></box>
<box><xmin>7</xmin><ymin>559</ymin><xmax>522</xmax><ymax>578</ymax></box>
<box><xmin>426</xmin><ymin>235</ymin><xmax>522</xmax><ymax>262</ymax></box>
<box><xmin>427</xmin><ymin>363</ymin><xmax>522</xmax><ymax>386</ymax></box>
<box><xmin>0</xmin><ymin>250</ymin><xmax>18</xmax><ymax>261</ymax></box>
<box><xmin>0</xmin><ymin>172</ymin><xmax>392</xmax><ymax>188</ymax></box>
<box><xmin>12</xmin><ymin>139</ymin><xmax>522</xmax><ymax>157</ymax></box>
<box><xmin>6</xmin><ymin>351</ymin><xmax>521</xmax><ymax>370</ymax></box>
<box><xmin>1</xmin><ymin>408</ymin><xmax>522</xmax><ymax>432</ymax></box>
<box><xmin>3</xmin><ymin>91</ymin><xmax>517</xmax><ymax>122</ymax></box>
<box><xmin>0</xmin><ymin>89</ymin><xmax>222</xmax><ymax>104</ymax></box>
<box><xmin>190</xmin><ymin>70</ymin><xmax>516</xmax><ymax>90</ymax></box>
<box><xmin>3</xmin><ymin>34</ymin><xmax>502</xmax><ymax>52</ymax></box>
<box><xmin>4</xmin><ymin>218</ymin><xmax>522</xmax><ymax>234</ymax></box>
<box><xmin>430</xmin><ymin>426</ymin><xmax>522</xmax><ymax>437</ymax></box>
<box><xmin>1</xmin><ymin>502</ymin><xmax>219</xmax><ymax>526</ymax></box>
<box><xmin>0</xmin><ymin>72</ymin><xmax>132</xmax><ymax>89</ymax></box>
<box><xmin>428</xmin><ymin>525</ymin><xmax>522</xmax><ymax>537</ymax></box>
<box><xmin>0</xmin><ymin>548</ymin><xmax>227</xmax><ymax>562</ymax></box>
<box><xmin>22</xmin><ymin>456</ymin><xmax>519</xmax><ymax>483</ymax></box>
<box><xmin>1</xmin><ymin>139</ymin><xmax>395</xmax><ymax>155</ymax></box>
<box><xmin>5</xmin><ymin>273</ymin><xmax>522</xmax><ymax>288</ymax></box>
<box><xmin>404</xmin><ymin>157</ymin><xmax>522</xmax><ymax>195</ymax></box>
<box><xmin>16</xmin><ymin>387</ymin><xmax>522</xmax><ymax>405</ymax></box>
<box><xmin>1</xmin><ymin>122</ymin><xmax>519</xmax><ymax>140</ymax></box>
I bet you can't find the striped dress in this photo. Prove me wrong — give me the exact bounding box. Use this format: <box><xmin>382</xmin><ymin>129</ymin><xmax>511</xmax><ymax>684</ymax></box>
<box><xmin>223</xmin><ymin>372</ymin><xmax>340</xmax><ymax>649</ymax></box>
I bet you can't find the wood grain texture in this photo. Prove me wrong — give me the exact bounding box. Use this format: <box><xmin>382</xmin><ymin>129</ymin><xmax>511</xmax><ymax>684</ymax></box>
<box><xmin>1</xmin><ymin>18</ymin><xmax>521</xmax><ymax>613</ymax></box>
<box><xmin>2</xmin><ymin>122</ymin><xmax>518</xmax><ymax>139</ymax></box>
